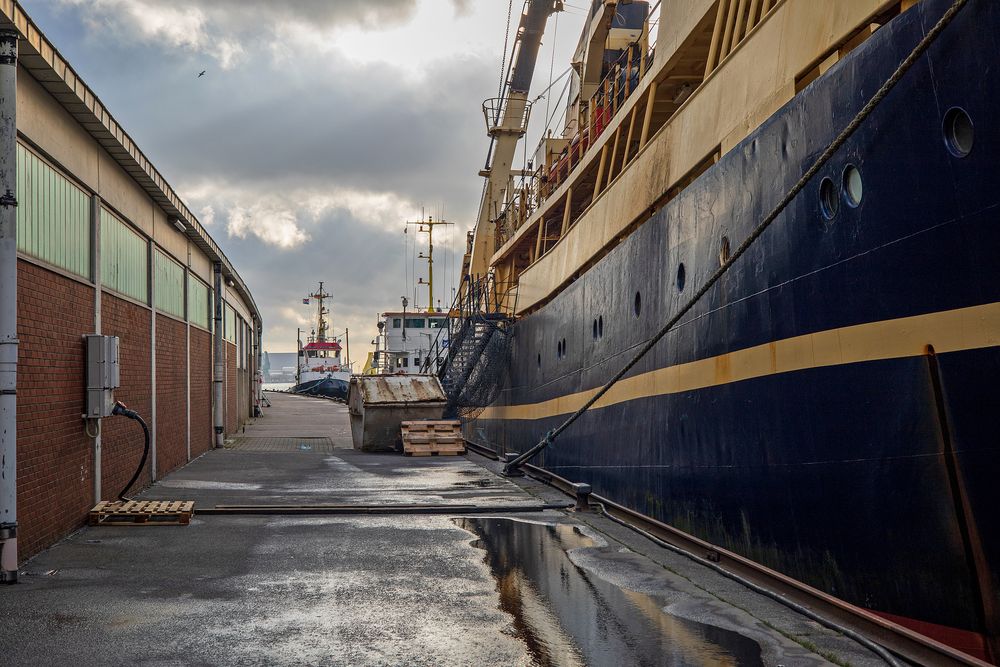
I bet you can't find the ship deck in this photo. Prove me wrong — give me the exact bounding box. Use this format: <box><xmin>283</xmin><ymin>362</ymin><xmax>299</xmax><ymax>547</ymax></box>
<box><xmin>0</xmin><ymin>392</ymin><xmax>885</xmax><ymax>665</ymax></box>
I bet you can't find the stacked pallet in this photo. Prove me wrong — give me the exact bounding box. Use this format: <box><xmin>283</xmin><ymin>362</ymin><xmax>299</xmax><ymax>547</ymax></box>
<box><xmin>401</xmin><ymin>420</ymin><xmax>465</xmax><ymax>456</ymax></box>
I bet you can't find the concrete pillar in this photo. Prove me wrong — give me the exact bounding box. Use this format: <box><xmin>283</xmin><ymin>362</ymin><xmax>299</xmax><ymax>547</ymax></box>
<box><xmin>212</xmin><ymin>263</ymin><xmax>224</xmax><ymax>447</ymax></box>
<box><xmin>0</xmin><ymin>27</ymin><xmax>18</xmax><ymax>584</ymax></box>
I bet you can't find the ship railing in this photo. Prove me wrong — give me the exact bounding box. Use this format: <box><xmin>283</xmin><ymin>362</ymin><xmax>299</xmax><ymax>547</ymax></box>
<box><xmin>493</xmin><ymin>176</ymin><xmax>539</xmax><ymax>251</ymax></box>
<box><xmin>529</xmin><ymin>7</ymin><xmax>660</xmax><ymax>210</ymax></box>
<box><xmin>482</xmin><ymin>97</ymin><xmax>532</xmax><ymax>136</ymax></box>
<box><xmin>419</xmin><ymin>274</ymin><xmax>519</xmax><ymax>375</ymax></box>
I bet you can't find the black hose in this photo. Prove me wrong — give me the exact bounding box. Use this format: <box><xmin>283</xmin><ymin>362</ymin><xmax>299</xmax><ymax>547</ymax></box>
<box><xmin>112</xmin><ymin>401</ymin><xmax>150</xmax><ymax>502</ymax></box>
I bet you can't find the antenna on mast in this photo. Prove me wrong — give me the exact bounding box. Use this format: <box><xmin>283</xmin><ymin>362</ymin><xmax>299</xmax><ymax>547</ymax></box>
<box><xmin>407</xmin><ymin>215</ymin><xmax>454</xmax><ymax>313</ymax></box>
<box><xmin>308</xmin><ymin>282</ymin><xmax>332</xmax><ymax>342</ymax></box>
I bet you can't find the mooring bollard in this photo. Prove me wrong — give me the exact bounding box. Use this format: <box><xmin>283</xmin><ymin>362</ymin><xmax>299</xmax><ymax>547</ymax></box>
<box><xmin>572</xmin><ymin>483</ymin><xmax>592</xmax><ymax>511</ymax></box>
<box><xmin>502</xmin><ymin>453</ymin><xmax>524</xmax><ymax>477</ymax></box>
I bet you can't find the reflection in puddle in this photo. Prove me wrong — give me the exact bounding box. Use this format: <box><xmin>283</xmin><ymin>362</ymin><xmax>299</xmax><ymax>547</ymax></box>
<box><xmin>457</xmin><ymin>518</ymin><xmax>763</xmax><ymax>667</ymax></box>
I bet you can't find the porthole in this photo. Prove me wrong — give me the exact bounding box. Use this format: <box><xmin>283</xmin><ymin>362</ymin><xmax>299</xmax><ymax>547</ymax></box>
<box><xmin>719</xmin><ymin>235</ymin><xmax>731</xmax><ymax>266</ymax></box>
<box><xmin>598</xmin><ymin>315</ymin><xmax>604</xmax><ymax>338</ymax></box>
<box><xmin>633</xmin><ymin>291</ymin><xmax>642</xmax><ymax>317</ymax></box>
<box><xmin>843</xmin><ymin>165</ymin><xmax>863</xmax><ymax>207</ymax></box>
<box><xmin>592</xmin><ymin>319</ymin><xmax>598</xmax><ymax>340</ymax></box>
<box><xmin>943</xmin><ymin>107</ymin><xmax>974</xmax><ymax>157</ymax></box>
<box><xmin>676</xmin><ymin>263</ymin><xmax>686</xmax><ymax>291</ymax></box>
<box><xmin>819</xmin><ymin>177</ymin><xmax>838</xmax><ymax>220</ymax></box>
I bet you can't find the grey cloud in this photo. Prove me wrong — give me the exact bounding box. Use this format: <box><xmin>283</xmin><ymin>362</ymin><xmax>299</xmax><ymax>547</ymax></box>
<box><xmin>195</xmin><ymin>0</ymin><xmax>419</xmax><ymax>30</ymax></box>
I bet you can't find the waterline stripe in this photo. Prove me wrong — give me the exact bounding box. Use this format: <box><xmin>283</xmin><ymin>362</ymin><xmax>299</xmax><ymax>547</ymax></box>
<box><xmin>480</xmin><ymin>302</ymin><xmax>1000</xmax><ymax>421</ymax></box>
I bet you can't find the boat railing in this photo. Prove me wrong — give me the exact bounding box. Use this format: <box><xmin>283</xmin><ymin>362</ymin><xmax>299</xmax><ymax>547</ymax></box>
<box><xmin>493</xmin><ymin>2</ymin><xmax>661</xmax><ymax>251</ymax></box>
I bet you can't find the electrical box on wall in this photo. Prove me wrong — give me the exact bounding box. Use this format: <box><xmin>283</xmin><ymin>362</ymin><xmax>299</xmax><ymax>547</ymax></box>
<box><xmin>85</xmin><ymin>334</ymin><xmax>120</xmax><ymax>418</ymax></box>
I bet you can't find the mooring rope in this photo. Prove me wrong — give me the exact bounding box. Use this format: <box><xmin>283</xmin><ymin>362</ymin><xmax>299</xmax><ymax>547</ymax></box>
<box><xmin>504</xmin><ymin>0</ymin><xmax>970</xmax><ymax>474</ymax></box>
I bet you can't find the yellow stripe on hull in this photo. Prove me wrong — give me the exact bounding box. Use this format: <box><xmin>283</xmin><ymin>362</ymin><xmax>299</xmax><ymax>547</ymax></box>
<box><xmin>481</xmin><ymin>301</ymin><xmax>1000</xmax><ymax>421</ymax></box>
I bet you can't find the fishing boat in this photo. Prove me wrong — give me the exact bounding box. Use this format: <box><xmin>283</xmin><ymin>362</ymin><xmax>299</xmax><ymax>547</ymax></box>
<box><xmin>290</xmin><ymin>283</ymin><xmax>351</xmax><ymax>401</ymax></box>
<box><xmin>442</xmin><ymin>0</ymin><xmax>1000</xmax><ymax>660</ymax></box>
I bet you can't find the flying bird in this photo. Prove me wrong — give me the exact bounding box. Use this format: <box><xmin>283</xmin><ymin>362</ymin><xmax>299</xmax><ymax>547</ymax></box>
<box><xmin>197</xmin><ymin>70</ymin><xmax>206</xmax><ymax>78</ymax></box>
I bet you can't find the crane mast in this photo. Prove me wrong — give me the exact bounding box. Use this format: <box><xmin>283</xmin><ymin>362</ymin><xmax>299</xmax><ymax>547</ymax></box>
<box><xmin>467</xmin><ymin>0</ymin><xmax>563</xmax><ymax>294</ymax></box>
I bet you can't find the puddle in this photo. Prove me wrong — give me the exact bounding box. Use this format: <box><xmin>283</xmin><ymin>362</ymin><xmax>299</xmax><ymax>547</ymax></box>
<box><xmin>457</xmin><ymin>518</ymin><xmax>763</xmax><ymax>667</ymax></box>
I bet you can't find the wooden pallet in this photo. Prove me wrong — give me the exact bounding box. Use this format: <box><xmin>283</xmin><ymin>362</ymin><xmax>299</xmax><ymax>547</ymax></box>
<box><xmin>401</xmin><ymin>420</ymin><xmax>465</xmax><ymax>456</ymax></box>
<box><xmin>403</xmin><ymin>445</ymin><xmax>465</xmax><ymax>457</ymax></box>
<box><xmin>89</xmin><ymin>500</ymin><xmax>194</xmax><ymax>526</ymax></box>
<box><xmin>401</xmin><ymin>420</ymin><xmax>462</xmax><ymax>433</ymax></box>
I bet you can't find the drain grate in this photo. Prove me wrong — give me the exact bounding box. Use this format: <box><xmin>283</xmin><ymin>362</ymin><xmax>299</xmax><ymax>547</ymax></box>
<box><xmin>225</xmin><ymin>437</ymin><xmax>335</xmax><ymax>453</ymax></box>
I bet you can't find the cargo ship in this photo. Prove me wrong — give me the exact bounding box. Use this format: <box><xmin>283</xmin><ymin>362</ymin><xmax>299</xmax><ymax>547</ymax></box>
<box><xmin>446</xmin><ymin>0</ymin><xmax>999</xmax><ymax>661</ymax></box>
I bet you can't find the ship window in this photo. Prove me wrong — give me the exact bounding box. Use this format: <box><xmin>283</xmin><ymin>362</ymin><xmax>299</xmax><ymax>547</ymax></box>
<box><xmin>634</xmin><ymin>291</ymin><xmax>642</xmax><ymax>317</ymax></box>
<box><xmin>843</xmin><ymin>165</ymin><xmax>863</xmax><ymax>207</ymax></box>
<box><xmin>429</xmin><ymin>318</ymin><xmax>446</xmax><ymax>328</ymax></box>
<box><xmin>593</xmin><ymin>319</ymin><xmax>598</xmax><ymax>340</ymax></box>
<box><xmin>719</xmin><ymin>236</ymin><xmax>731</xmax><ymax>266</ymax></box>
<box><xmin>943</xmin><ymin>107</ymin><xmax>974</xmax><ymax>157</ymax></box>
<box><xmin>676</xmin><ymin>263</ymin><xmax>686</xmax><ymax>291</ymax></box>
<box><xmin>562</xmin><ymin>338</ymin><xmax>567</xmax><ymax>358</ymax></box>
<box><xmin>392</xmin><ymin>318</ymin><xmax>401</xmax><ymax>328</ymax></box>
<box><xmin>404</xmin><ymin>318</ymin><xmax>426</xmax><ymax>328</ymax></box>
<box><xmin>401</xmin><ymin>357</ymin><xmax>408</xmax><ymax>368</ymax></box>
<box><xmin>537</xmin><ymin>353</ymin><xmax>541</xmax><ymax>368</ymax></box>
<box><xmin>819</xmin><ymin>177</ymin><xmax>838</xmax><ymax>220</ymax></box>
<box><xmin>598</xmin><ymin>316</ymin><xmax>604</xmax><ymax>338</ymax></box>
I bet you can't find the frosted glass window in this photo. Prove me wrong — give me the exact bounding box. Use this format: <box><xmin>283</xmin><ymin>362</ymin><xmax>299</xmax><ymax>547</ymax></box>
<box><xmin>16</xmin><ymin>143</ymin><xmax>91</xmax><ymax>278</ymax></box>
<box><xmin>101</xmin><ymin>208</ymin><xmax>148</xmax><ymax>303</ymax></box>
<box><xmin>154</xmin><ymin>249</ymin><xmax>185</xmax><ymax>318</ymax></box>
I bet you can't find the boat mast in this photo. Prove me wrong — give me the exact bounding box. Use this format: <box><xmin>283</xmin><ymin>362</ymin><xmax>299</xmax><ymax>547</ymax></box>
<box><xmin>309</xmin><ymin>282</ymin><xmax>331</xmax><ymax>343</ymax></box>
<box><xmin>408</xmin><ymin>215</ymin><xmax>453</xmax><ymax>312</ymax></box>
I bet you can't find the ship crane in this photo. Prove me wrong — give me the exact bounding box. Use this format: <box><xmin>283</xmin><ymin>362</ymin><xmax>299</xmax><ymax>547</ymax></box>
<box><xmin>467</xmin><ymin>0</ymin><xmax>564</xmax><ymax>293</ymax></box>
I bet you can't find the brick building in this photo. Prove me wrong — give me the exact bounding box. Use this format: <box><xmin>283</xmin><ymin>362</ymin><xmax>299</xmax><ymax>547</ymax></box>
<box><xmin>0</xmin><ymin>3</ymin><xmax>262</xmax><ymax>570</ymax></box>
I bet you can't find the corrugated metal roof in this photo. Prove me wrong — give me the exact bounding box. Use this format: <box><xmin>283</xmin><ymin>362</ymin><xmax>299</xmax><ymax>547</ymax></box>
<box><xmin>354</xmin><ymin>375</ymin><xmax>446</xmax><ymax>405</ymax></box>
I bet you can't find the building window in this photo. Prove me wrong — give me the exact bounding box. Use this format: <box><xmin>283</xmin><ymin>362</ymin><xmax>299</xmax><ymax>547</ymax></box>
<box><xmin>101</xmin><ymin>208</ymin><xmax>149</xmax><ymax>303</ymax></box>
<box><xmin>154</xmin><ymin>249</ymin><xmax>185</xmax><ymax>318</ymax></box>
<box><xmin>224</xmin><ymin>303</ymin><xmax>237</xmax><ymax>343</ymax></box>
<box><xmin>16</xmin><ymin>143</ymin><xmax>91</xmax><ymax>279</ymax></box>
<box><xmin>188</xmin><ymin>277</ymin><xmax>210</xmax><ymax>329</ymax></box>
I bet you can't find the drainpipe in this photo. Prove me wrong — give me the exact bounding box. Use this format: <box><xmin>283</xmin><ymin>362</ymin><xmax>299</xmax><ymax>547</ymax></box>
<box><xmin>90</xmin><ymin>194</ymin><xmax>102</xmax><ymax>502</ymax></box>
<box><xmin>213</xmin><ymin>262</ymin><xmax>224</xmax><ymax>448</ymax></box>
<box><xmin>0</xmin><ymin>28</ymin><xmax>18</xmax><ymax>584</ymax></box>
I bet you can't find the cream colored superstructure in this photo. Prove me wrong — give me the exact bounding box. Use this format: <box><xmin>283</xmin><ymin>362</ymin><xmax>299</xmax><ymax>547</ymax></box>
<box><xmin>481</xmin><ymin>0</ymin><xmax>917</xmax><ymax>315</ymax></box>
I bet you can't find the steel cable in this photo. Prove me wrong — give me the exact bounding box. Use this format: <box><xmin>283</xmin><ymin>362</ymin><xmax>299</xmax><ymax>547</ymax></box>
<box><xmin>504</xmin><ymin>0</ymin><xmax>971</xmax><ymax>473</ymax></box>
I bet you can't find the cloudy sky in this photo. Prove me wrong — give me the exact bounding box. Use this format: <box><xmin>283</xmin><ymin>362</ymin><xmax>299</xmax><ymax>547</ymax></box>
<box><xmin>24</xmin><ymin>0</ymin><xmax>585</xmax><ymax>357</ymax></box>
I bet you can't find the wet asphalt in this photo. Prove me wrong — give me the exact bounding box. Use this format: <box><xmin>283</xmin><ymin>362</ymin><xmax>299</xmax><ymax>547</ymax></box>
<box><xmin>0</xmin><ymin>393</ymin><xmax>886</xmax><ymax>666</ymax></box>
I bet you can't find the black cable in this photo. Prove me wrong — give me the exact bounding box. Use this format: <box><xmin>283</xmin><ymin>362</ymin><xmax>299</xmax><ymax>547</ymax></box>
<box><xmin>504</xmin><ymin>0</ymin><xmax>970</xmax><ymax>474</ymax></box>
<box><xmin>112</xmin><ymin>402</ymin><xmax>150</xmax><ymax>502</ymax></box>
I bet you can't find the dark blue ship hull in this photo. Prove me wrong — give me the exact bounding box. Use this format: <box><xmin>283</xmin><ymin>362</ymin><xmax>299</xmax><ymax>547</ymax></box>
<box><xmin>470</xmin><ymin>0</ymin><xmax>999</xmax><ymax>658</ymax></box>
<box><xmin>290</xmin><ymin>377</ymin><xmax>349</xmax><ymax>401</ymax></box>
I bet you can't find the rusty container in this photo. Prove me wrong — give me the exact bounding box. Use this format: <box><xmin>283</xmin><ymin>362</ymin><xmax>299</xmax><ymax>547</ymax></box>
<box><xmin>348</xmin><ymin>375</ymin><xmax>448</xmax><ymax>452</ymax></box>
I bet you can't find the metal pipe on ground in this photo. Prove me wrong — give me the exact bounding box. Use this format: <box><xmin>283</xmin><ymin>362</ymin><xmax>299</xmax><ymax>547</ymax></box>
<box><xmin>196</xmin><ymin>503</ymin><xmax>570</xmax><ymax>516</ymax></box>
<box><xmin>213</xmin><ymin>262</ymin><xmax>224</xmax><ymax>448</ymax></box>
<box><xmin>0</xmin><ymin>27</ymin><xmax>17</xmax><ymax>584</ymax></box>
<box><xmin>486</xmin><ymin>447</ymin><xmax>987</xmax><ymax>667</ymax></box>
